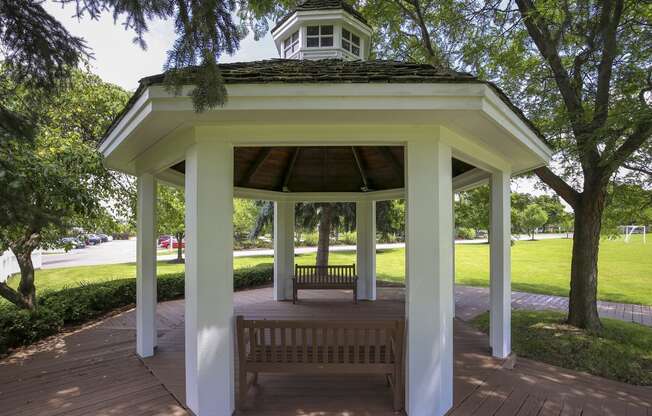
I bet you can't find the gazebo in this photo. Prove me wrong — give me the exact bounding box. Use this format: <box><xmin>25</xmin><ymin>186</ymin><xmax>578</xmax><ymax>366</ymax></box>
<box><xmin>100</xmin><ymin>2</ymin><xmax>552</xmax><ymax>415</ymax></box>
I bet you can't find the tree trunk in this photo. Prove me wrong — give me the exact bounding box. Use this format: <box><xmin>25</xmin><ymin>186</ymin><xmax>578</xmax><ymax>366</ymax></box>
<box><xmin>567</xmin><ymin>185</ymin><xmax>606</xmax><ymax>331</ymax></box>
<box><xmin>14</xmin><ymin>250</ymin><xmax>36</xmax><ymax>309</ymax></box>
<box><xmin>316</xmin><ymin>203</ymin><xmax>332</xmax><ymax>267</ymax></box>
<box><xmin>0</xmin><ymin>231</ymin><xmax>41</xmax><ymax>309</ymax></box>
<box><xmin>176</xmin><ymin>232</ymin><xmax>184</xmax><ymax>263</ymax></box>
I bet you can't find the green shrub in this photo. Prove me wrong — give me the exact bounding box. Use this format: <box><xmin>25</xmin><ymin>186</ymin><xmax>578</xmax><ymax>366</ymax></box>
<box><xmin>233</xmin><ymin>239</ymin><xmax>274</xmax><ymax>250</ymax></box>
<box><xmin>339</xmin><ymin>231</ymin><xmax>357</xmax><ymax>245</ymax></box>
<box><xmin>378</xmin><ymin>233</ymin><xmax>400</xmax><ymax>244</ymax></box>
<box><xmin>456</xmin><ymin>227</ymin><xmax>475</xmax><ymax>240</ymax></box>
<box><xmin>234</xmin><ymin>263</ymin><xmax>273</xmax><ymax>289</ymax></box>
<box><xmin>0</xmin><ymin>306</ymin><xmax>63</xmax><ymax>354</ymax></box>
<box><xmin>0</xmin><ymin>265</ymin><xmax>273</xmax><ymax>355</ymax></box>
<box><xmin>299</xmin><ymin>232</ymin><xmax>319</xmax><ymax>247</ymax></box>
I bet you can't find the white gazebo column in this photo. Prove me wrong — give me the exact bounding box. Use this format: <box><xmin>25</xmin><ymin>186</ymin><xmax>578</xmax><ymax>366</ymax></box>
<box><xmin>274</xmin><ymin>200</ymin><xmax>295</xmax><ymax>300</ymax></box>
<box><xmin>136</xmin><ymin>173</ymin><xmax>157</xmax><ymax>358</ymax></box>
<box><xmin>452</xmin><ymin>194</ymin><xmax>456</xmax><ymax>318</ymax></box>
<box><xmin>405</xmin><ymin>138</ymin><xmax>454</xmax><ymax>416</ymax></box>
<box><xmin>356</xmin><ymin>200</ymin><xmax>376</xmax><ymax>300</ymax></box>
<box><xmin>184</xmin><ymin>139</ymin><xmax>235</xmax><ymax>415</ymax></box>
<box><xmin>489</xmin><ymin>170</ymin><xmax>512</xmax><ymax>358</ymax></box>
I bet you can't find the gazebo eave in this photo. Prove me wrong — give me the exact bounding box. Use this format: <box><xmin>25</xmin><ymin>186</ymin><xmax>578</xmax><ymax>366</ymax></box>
<box><xmin>100</xmin><ymin>82</ymin><xmax>552</xmax><ymax>179</ymax></box>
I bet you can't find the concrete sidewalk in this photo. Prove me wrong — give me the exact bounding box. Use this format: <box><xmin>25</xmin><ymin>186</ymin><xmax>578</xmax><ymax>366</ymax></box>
<box><xmin>454</xmin><ymin>285</ymin><xmax>652</xmax><ymax>327</ymax></box>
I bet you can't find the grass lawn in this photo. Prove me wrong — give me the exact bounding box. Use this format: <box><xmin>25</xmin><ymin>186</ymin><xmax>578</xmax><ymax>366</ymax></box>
<box><xmin>6</xmin><ymin>235</ymin><xmax>651</xmax><ymax>305</ymax></box>
<box><xmin>472</xmin><ymin>310</ymin><xmax>652</xmax><ymax>386</ymax></box>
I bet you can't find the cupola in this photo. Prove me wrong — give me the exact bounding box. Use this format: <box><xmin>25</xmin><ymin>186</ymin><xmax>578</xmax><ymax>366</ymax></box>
<box><xmin>271</xmin><ymin>0</ymin><xmax>372</xmax><ymax>61</ymax></box>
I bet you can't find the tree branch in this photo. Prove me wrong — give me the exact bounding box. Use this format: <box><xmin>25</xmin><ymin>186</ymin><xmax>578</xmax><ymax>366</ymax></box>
<box><xmin>623</xmin><ymin>163</ymin><xmax>652</xmax><ymax>177</ymax></box>
<box><xmin>591</xmin><ymin>0</ymin><xmax>624</xmax><ymax>130</ymax></box>
<box><xmin>604</xmin><ymin>119</ymin><xmax>652</xmax><ymax>175</ymax></box>
<box><xmin>534</xmin><ymin>166</ymin><xmax>580</xmax><ymax>209</ymax></box>
<box><xmin>0</xmin><ymin>282</ymin><xmax>29</xmax><ymax>309</ymax></box>
<box><xmin>515</xmin><ymin>0</ymin><xmax>584</xmax><ymax>128</ymax></box>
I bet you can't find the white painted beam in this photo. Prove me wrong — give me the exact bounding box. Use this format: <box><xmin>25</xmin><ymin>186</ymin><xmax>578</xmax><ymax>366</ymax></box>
<box><xmin>274</xmin><ymin>201</ymin><xmax>295</xmax><ymax>301</ymax></box>
<box><xmin>405</xmin><ymin>138</ymin><xmax>454</xmax><ymax>416</ymax></box>
<box><xmin>184</xmin><ymin>140</ymin><xmax>235</xmax><ymax>415</ymax></box>
<box><xmin>356</xmin><ymin>200</ymin><xmax>376</xmax><ymax>301</ymax></box>
<box><xmin>136</xmin><ymin>173</ymin><xmax>157</xmax><ymax>358</ymax></box>
<box><xmin>489</xmin><ymin>170</ymin><xmax>512</xmax><ymax>358</ymax></box>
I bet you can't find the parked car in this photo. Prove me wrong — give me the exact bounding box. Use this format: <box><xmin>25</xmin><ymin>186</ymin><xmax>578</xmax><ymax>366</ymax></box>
<box><xmin>97</xmin><ymin>234</ymin><xmax>112</xmax><ymax>243</ymax></box>
<box><xmin>158</xmin><ymin>235</ymin><xmax>173</xmax><ymax>246</ymax></box>
<box><xmin>475</xmin><ymin>230</ymin><xmax>488</xmax><ymax>239</ymax></box>
<box><xmin>84</xmin><ymin>234</ymin><xmax>102</xmax><ymax>245</ymax></box>
<box><xmin>60</xmin><ymin>237</ymin><xmax>85</xmax><ymax>249</ymax></box>
<box><xmin>161</xmin><ymin>237</ymin><xmax>185</xmax><ymax>249</ymax></box>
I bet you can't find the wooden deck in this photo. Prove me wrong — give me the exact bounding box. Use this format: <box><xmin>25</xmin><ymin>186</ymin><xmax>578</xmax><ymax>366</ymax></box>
<box><xmin>1</xmin><ymin>287</ymin><xmax>651</xmax><ymax>415</ymax></box>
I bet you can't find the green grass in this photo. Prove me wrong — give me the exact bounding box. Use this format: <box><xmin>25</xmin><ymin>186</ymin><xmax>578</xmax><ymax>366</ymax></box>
<box><xmin>472</xmin><ymin>310</ymin><xmax>652</xmax><ymax>386</ymax></box>
<box><xmin>6</xmin><ymin>235</ymin><xmax>652</xmax><ymax>305</ymax></box>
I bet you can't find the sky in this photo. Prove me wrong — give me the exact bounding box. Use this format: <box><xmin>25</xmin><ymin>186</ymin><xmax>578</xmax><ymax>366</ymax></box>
<box><xmin>45</xmin><ymin>4</ymin><xmax>553</xmax><ymax>200</ymax></box>
<box><xmin>44</xmin><ymin>3</ymin><xmax>278</xmax><ymax>91</ymax></box>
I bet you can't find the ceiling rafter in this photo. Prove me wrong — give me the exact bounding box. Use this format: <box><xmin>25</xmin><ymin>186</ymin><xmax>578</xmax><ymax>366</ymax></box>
<box><xmin>281</xmin><ymin>147</ymin><xmax>300</xmax><ymax>192</ymax></box>
<box><xmin>351</xmin><ymin>146</ymin><xmax>371</xmax><ymax>192</ymax></box>
<box><xmin>242</xmin><ymin>147</ymin><xmax>272</xmax><ymax>188</ymax></box>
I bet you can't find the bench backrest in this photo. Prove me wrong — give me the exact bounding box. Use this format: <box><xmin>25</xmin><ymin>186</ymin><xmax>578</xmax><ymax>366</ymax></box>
<box><xmin>294</xmin><ymin>264</ymin><xmax>356</xmax><ymax>284</ymax></box>
<box><xmin>236</xmin><ymin>316</ymin><xmax>404</xmax><ymax>367</ymax></box>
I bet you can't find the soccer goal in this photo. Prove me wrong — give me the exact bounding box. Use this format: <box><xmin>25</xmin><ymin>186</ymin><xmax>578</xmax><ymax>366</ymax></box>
<box><xmin>622</xmin><ymin>225</ymin><xmax>647</xmax><ymax>244</ymax></box>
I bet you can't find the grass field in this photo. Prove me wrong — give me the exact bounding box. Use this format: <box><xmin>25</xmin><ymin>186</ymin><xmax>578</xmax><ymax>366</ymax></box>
<box><xmin>473</xmin><ymin>310</ymin><xmax>652</xmax><ymax>385</ymax></box>
<box><xmin>6</xmin><ymin>235</ymin><xmax>651</xmax><ymax>305</ymax></box>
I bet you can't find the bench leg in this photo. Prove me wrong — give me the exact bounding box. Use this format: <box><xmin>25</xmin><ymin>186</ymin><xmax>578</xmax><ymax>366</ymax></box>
<box><xmin>353</xmin><ymin>285</ymin><xmax>358</xmax><ymax>304</ymax></box>
<box><xmin>392</xmin><ymin>372</ymin><xmax>402</xmax><ymax>412</ymax></box>
<box><xmin>238</xmin><ymin>370</ymin><xmax>248</xmax><ymax>409</ymax></box>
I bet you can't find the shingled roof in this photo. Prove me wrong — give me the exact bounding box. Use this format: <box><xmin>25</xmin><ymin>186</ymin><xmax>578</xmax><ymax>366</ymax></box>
<box><xmin>272</xmin><ymin>0</ymin><xmax>369</xmax><ymax>33</ymax></box>
<box><xmin>104</xmin><ymin>59</ymin><xmax>545</xmax><ymax>145</ymax></box>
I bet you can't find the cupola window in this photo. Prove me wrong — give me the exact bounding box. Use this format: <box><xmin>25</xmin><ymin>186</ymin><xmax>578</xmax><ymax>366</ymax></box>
<box><xmin>306</xmin><ymin>25</ymin><xmax>334</xmax><ymax>47</ymax></box>
<box><xmin>341</xmin><ymin>28</ymin><xmax>360</xmax><ymax>56</ymax></box>
<box><xmin>283</xmin><ymin>31</ymin><xmax>299</xmax><ymax>57</ymax></box>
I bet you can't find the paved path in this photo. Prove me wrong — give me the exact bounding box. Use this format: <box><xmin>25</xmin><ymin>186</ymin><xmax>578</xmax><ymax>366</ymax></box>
<box><xmin>455</xmin><ymin>285</ymin><xmax>652</xmax><ymax>326</ymax></box>
<box><xmin>41</xmin><ymin>233</ymin><xmax>570</xmax><ymax>269</ymax></box>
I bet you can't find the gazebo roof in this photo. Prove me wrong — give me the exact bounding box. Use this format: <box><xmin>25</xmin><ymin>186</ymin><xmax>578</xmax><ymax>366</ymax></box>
<box><xmin>271</xmin><ymin>0</ymin><xmax>370</xmax><ymax>33</ymax></box>
<box><xmin>104</xmin><ymin>59</ymin><xmax>545</xmax><ymax>145</ymax></box>
<box><xmin>100</xmin><ymin>59</ymin><xmax>552</xmax><ymax>195</ymax></box>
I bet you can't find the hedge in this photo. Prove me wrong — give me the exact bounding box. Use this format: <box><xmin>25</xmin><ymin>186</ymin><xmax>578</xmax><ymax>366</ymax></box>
<box><xmin>0</xmin><ymin>263</ymin><xmax>273</xmax><ymax>355</ymax></box>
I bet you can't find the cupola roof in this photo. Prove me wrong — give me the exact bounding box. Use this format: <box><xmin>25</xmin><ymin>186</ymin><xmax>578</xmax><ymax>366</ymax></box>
<box><xmin>272</xmin><ymin>0</ymin><xmax>369</xmax><ymax>33</ymax></box>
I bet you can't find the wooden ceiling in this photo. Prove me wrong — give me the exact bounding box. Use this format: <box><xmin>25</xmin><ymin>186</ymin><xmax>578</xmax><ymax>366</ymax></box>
<box><xmin>170</xmin><ymin>146</ymin><xmax>475</xmax><ymax>193</ymax></box>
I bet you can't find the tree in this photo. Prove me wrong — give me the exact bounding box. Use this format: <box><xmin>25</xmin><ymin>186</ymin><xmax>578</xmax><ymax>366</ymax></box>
<box><xmin>376</xmin><ymin>200</ymin><xmax>405</xmax><ymax>240</ymax></box>
<box><xmin>521</xmin><ymin>204</ymin><xmax>549</xmax><ymax>240</ymax></box>
<box><xmin>559</xmin><ymin>212</ymin><xmax>575</xmax><ymax>239</ymax></box>
<box><xmin>602</xmin><ymin>184</ymin><xmax>652</xmax><ymax>237</ymax></box>
<box><xmin>0</xmin><ymin>70</ymin><xmax>129</xmax><ymax>309</ymax></box>
<box><xmin>336</xmin><ymin>0</ymin><xmax>651</xmax><ymax>331</ymax></box>
<box><xmin>0</xmin><ymin>0</ymin><xmax>242</xmax><ymax>146</ymax></box>
<box><xmin>157</xmin><ymin>185</ymin><xmax>185</xmax><ymax>263</ymax></box>
<box><xmin>250</xmin><ymin>201</ymin><xmax>356</xmax><ymax>267</ymax></box>
<box><xmin>455</xmin><ymin>186</ymin><xmax>490</xmax><ymax>233</ymax></box>
<box><xmin>234</xmin><ymin>199</ymin><xmax>259</xmax><ymax>241</ymax></box>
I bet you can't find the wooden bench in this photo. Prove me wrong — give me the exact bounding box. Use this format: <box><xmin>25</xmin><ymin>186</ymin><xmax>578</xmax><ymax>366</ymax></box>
<box><xmin>292</xmin><ymin>264</ymin><xmax>358</xmax><ymax>304</ymax></box>
<box><xmin>236</xmin><ymin>316</ymin><xmax>405</xmax><ymax>411</ymax></box>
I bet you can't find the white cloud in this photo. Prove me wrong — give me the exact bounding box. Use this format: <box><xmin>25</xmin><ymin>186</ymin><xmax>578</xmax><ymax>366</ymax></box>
<box><xmin>44</xmin><ymin>3</ymin><xmax>277</xmax><ymax>91</ymax></box>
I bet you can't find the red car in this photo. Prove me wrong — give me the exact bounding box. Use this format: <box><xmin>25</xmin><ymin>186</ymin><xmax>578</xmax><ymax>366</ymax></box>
<box><xmin>161</xmin><ymin>237</ymin><xmax>184</xmax><ymax>249</ymax></box>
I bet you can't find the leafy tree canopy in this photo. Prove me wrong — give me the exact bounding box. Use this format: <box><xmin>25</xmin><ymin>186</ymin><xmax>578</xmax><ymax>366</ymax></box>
<box><xmin>0</xmin><ymin>69</ymin><xmax>130</xmax><ymax>308</ymax></box>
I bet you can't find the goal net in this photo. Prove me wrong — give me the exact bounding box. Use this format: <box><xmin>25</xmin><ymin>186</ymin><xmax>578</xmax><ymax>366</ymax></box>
<box><xmin>622</xmin><ymin>225</ymin><xmax>647</xmax><ymax>244</ymax></box>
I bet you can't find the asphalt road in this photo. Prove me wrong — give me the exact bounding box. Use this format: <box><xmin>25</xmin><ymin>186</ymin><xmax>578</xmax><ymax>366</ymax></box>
<box><xmin>41</xmin><ymin>233</ymin><xmax>570</xmax><ymax>270</ymax></box>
